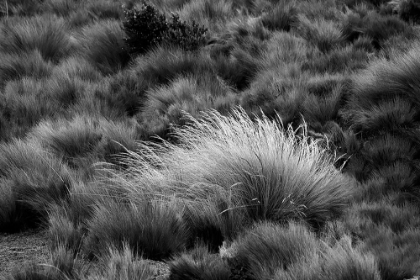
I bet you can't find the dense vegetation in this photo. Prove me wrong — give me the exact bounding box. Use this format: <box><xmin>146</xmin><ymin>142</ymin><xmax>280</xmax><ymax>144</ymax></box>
<box><xmin>1</xmin><ymin>0</ymin><xmax>420</xmax><ymax>279</ymax></box>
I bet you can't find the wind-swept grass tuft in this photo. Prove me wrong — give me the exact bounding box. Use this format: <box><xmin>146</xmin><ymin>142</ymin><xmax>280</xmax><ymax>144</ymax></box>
<box><xmin>107</xmin><ymin>108</ymin><xmax>354</xmax><ymax>237</ymax></box>
<box><xmin>174</xmin><ymin>108</ymin><xmax>354</xmax><ymax>228</ymax></box>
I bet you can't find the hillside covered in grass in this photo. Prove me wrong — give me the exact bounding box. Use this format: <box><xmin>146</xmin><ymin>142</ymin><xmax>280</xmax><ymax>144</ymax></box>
<box><xmin>1</xmin><ymin>0</ymin><xmax>420</xmax><ymax>279</ymax></box>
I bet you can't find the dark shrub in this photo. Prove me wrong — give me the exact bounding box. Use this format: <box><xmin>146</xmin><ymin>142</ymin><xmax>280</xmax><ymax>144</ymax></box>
<box><xmin>163</xmin><ymin>14</ymin><xmax>207</xmax><ymax>51</ymax></box>
<box><xmin>123</xmin><ymin>3</ymin><xmax>168</xmax><ymax>55</ymax></box>
<box><xmin>123</xmin><ymin>3</ymin><xmax>207</xmax><ymax>56</ymax></box>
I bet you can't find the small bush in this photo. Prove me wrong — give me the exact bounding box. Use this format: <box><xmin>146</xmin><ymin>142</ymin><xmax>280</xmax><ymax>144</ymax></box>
<box><xmin>123</xmin><ymin>3</ymin><xmax>207</xmax><ymax>56</ymax></box>
<box><xmin>163</xmin><ymin>14</ymin><xmax>207</xmax><ymax>51</ymax></box>
<box><xmin>122</xmin><ymin>3</ymin><xmax>168</xmax><ymax>55</ymax></box>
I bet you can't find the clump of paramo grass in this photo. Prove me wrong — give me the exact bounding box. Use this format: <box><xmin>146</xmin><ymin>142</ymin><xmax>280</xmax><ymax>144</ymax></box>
<box><xmin>86</xmin><ymin>244</ymin><xmax>157</xmax><ymax>280</ymax></box>
<box><xmin>225</xmin><ymin>221</ymin><xmax>381</xmax><ymax>280</ymax></box>
<box><xmin>99</xmin><ymin>108</ymin><xmax>355</xmax><ymax>244</ymax></box>
<box><xmin>83</xmin><ymin>199</ymin><xmax>189</xmax><ymax>261</ymax></box>
<box><xmin>75</xmin><ymin>20</ymin><xmax>130</xmax><ymax>75</ymax></box>
<box><xmin>0</xmin><ymin>15</ymin><xmax>73</xmax><ymax>62</ymax></box>
<box><xmin>0</xmin><ymin>139</ymin><xmax>71</xmax><ymax>232</ymax></box>
<box><xmin>169</xmin><ymin>245</ymin><xmax>231</xmax><ymax>280</ymax></box>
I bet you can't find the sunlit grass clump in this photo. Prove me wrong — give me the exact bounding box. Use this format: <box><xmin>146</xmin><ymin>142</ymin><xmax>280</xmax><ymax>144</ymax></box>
<box><xmin>83</xmin><ymin>108</ymin><xmax>355</xmax><ymax>257</ymax></box>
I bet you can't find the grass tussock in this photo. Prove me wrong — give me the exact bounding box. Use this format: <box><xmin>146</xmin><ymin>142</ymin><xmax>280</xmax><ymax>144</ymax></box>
<box><xmin>106</xmin><ymin>108</ymin><xmax>354</xmax><ymax>234</ymax></box>
<box><xmin>30</xmin><ymin>115</ymin><xmax>139</xmax><ymax>168</ymax></box>
<box><xmin>0</xmin><ymin>50</ymin><xmax>53</xmax><ymax>89</ymax></box>
<box><xmin>0</xmin><ymin>15</ymin><xmax>73</xmax><ymax>62</ymax></box>
<box><xmin>138</xmin><ymin>74</ymin><xmax>237</xmax><ymax>139</ymax></box>
<box><xmin>83</xmin><ymin>199</ymin><xmax>189</xmax><ymax>260</ymax></box>
<box><xmin>295</xmin><ymin>15</ymin><xmax>343</xmax><ymax>53</ymax></box>
<box><xmin>226</xmin><ymin>222</ymin><xmax>381</xmax><ymax>280</ymax></box>
<box><xmin>75</xmin><ymin>20</ymin><xmax>130</xmax><ymax>75</ymax></box>
<box><xmin>260</xmin><ymin>1</ymin><xmax>297</xmax><ymax>32</ymax></box>
<box><xmin>169</xmin><ymin>246</ymin><xmax>231</xmax><ymax>280</ymax></box>
<box><xmin>86</xmin><ymin>244</ymin><xmax>157</xmax><ymax>280</ymax></box>
<box><xmin>0</xmin><ymin>139</ymin><xmax>71</xmax><ymax>232</ymax></box>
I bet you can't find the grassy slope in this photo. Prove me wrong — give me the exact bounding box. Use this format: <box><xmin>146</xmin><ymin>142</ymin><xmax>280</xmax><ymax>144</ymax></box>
<box><xmin>1</xmin><ymin>0</ymin><xmax>420</xmax><ymax>279</ymax></box>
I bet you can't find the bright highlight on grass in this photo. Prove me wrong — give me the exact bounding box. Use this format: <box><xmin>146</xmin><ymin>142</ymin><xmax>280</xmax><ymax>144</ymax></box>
<box><xmin>89</xmin><ymin>108</ymin><xmax>355</xmax><ymax>254</ymax></box>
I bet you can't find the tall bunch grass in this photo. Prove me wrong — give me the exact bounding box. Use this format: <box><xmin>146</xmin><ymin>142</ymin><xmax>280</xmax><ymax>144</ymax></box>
<box><xmin>0</xmin><ymin>15</ymin><xmax>73</xmax><ymax>62</ymax></box>
<box><xmin>0</xmin><ymin>139</ymin><xmax>71</xmax><ymax>232</ymax></box>
<box><xmin>103</xmin><ymin>108</ymin><xmax>354</xmax><ymax>240</ymax></box>
<box><xmin>75</xmin><ymin>20</ymin><xmax>129</xmax><ymax>75</ymax></box>
<box><xmin>83</xmin><ymin>199</ymin><xmax>189</xmax><ymax>260</ymax></box>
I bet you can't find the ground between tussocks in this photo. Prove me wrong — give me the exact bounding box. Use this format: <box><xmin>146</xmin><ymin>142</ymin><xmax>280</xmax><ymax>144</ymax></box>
<box><xmin>0</xmin><ymin>230</ymin><xmax>49</xmax><ymax>278</ymax></box>
<box><xmin>0</xmin><ymin>230</ymin><xmax>171</xmax><ymax>279</ymax></box>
